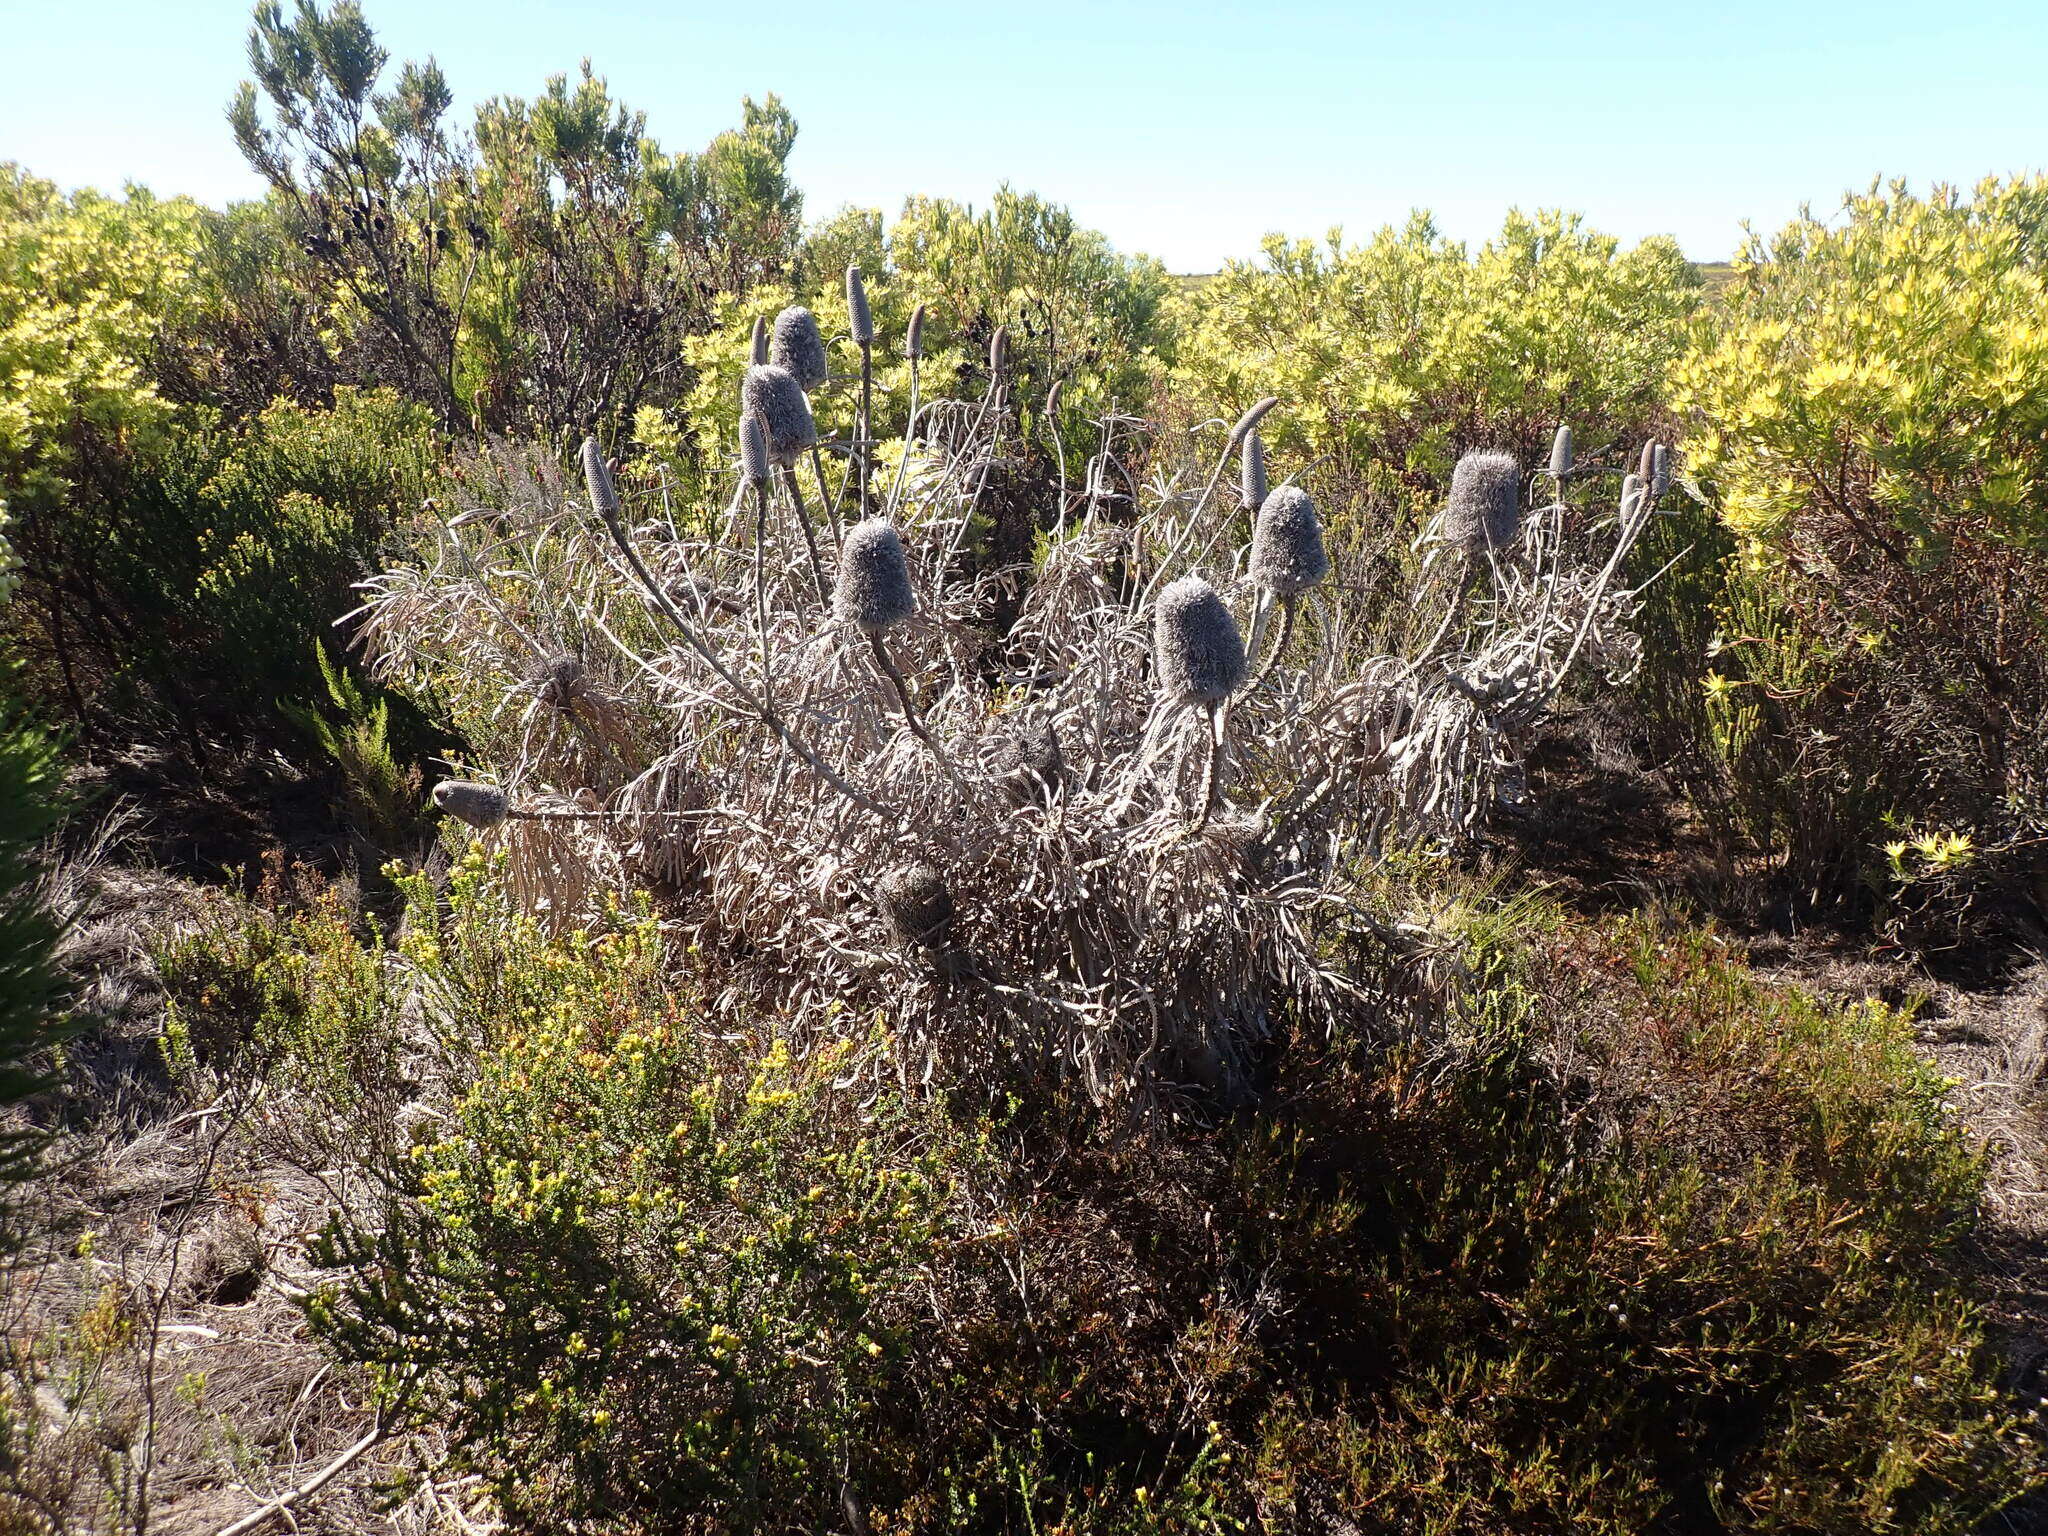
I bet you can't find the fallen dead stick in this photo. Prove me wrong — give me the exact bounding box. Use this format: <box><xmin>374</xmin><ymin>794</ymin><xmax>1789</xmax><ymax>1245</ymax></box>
<box><xmin>213</xmin><ymin>1412</ymin><xmax>387</xmax><ymax>1536</ymax></box>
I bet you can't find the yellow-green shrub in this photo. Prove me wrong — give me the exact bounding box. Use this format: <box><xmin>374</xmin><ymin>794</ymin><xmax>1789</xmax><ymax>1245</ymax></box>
<box><xmin>1172</xmin><ymin>209</ymin><xmax>1700</xmax><ymax>513</ymax></box>
<box><xmin>1670</xmin><ymin>176</ymin><xmax>2048</xmax><ymax>919</ymax></box>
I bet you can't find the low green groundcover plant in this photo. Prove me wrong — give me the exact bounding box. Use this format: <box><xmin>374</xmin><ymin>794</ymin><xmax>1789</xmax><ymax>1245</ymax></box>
<box><xmin>150</xmin><ymin>854</ymin><xmax>2043</xmax><ymax>1533</ymax></box>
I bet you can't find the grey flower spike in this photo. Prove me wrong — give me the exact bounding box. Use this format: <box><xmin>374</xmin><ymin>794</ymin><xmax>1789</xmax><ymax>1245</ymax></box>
<box><xmin>749</xmin><ymin>315</ymin><xmax>769</xmax><ymax>366</ymax></box>
<box><xmin>738</xmin><ymin>411</ymin><xmax>770</xmax><ymax>487</ymax></box>
<box><xmin>1651</xmin><ymin>443</ymin><xmax>1671</xmax><ymax>500</ymax></box>
<box><xmin>1637</xmin><ymin>440</ymin><xmax>1658</xmax><ymax>487</ymax></box>
<box><xmin>1226</xmin><ymin>397</ymin><xmax>1279</xmax><ymax>451</ymax></box>
<box><xmin>1443</xmin><ymin>450</ymin><xmax>1521</xmax><ymax>553</ymax></box>
<box><xmin>834</xmin><ymin>518</ymin><xmax>916</xmax><ymax>635</ymax></box>
<box><xmin>1250</xmin><ymin>485</ymin><xmax>1329</xmax><ymax>599</ymax></box>
<box><xmin>846</xmin><ymin>266</ymin><xmax>874</xmax><ymax>346</ymax></box>
<box><xmin>771</xmin><ymin>305</ymin><xmax>828</xmax><ymax>390</ymax></box>
<box><xmin>906</xmin><ymin>303</ymin><xmax>927</xmax><ymax>361</ymax></box>
<box><xmin>1549</xmin><ymin>424</ymin><xmax>1572</xmax><ymax>481</ymax></box>
<box><xmin>876</xmin><ymin>860</ymin><xmax>954</xmax><ymax>949</ymax></box>
<box><xmin>742</xmin><ymin>365</ymin><xmax>818</xmax><ymax>467</ymax></box>
<box><xmin>1154</xmin><ymin>576</ymin><xmax>1247</xmax><ymax>705</ymax></box>
<box><xmin>989</xmin><ymin>326</ymin><xmax>1009</xmax><ymax>378</ymax></box>
<box><xmin>1241</xmin><ymin>429</ymin><xmax>1269</xmax><ymax>512</ymax></box>
<box><xmin>433</xmin><ymin>779</ymin><xmax>509</xmax><ymax>829</ymax></box>
<box><xmin>581</xmin><ymin>436</ymin><xmax>621</xmax><ymax>525</ymax></box>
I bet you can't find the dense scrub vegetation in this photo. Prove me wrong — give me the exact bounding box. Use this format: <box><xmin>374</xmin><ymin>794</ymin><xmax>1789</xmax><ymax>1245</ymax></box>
<box><xmin>2</xmin><ymin>3</ymin><xmax>2046</xmax><ymax>1532</ymax></box>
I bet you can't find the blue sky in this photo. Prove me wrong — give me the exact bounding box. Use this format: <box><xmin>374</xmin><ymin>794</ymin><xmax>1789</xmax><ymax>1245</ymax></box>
<box><xmin>2</xmin><ymin>0</ymin><xmax>2043</xmax><ymax>270</ymax></box>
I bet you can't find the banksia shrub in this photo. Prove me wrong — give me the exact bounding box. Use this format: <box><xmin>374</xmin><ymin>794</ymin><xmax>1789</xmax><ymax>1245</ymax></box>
<box><xmin>771</xmin><ymin>306</ymin><xmax>829</xmax><ymax>390</ymax></box>
<box><xmin>1154</xmin><ymin>576</ymin><xmax>1247</xmax><ymax>705</ymax></box>
<box><xmin>1444</xmin><ymin>450</ymin><xmax>1521</xmax><ymax>553</ymax></box>
<box><xmin>1250</xmin><ymin>485</ymin><xmax>1329</xmax><ymax>599</ymax></box>
<box><xmin>875</xmin><ymin>860</ymin><xmax>954</xmax><ymax>949</ymax></box>
<box><xmin>1241</xmin><ymin>429</ymin><xmax>1269</xmax><ymax>512</ymax></box>
<box><xmin>846</xmin><ymin>266</ymin><xmax>874</xmax><ymax>347</ymax></box>
<box><xmin>432</xmin><ymin>779</ymin><xmax>509</xmax><ymax>829</ymax></box>
<box><xmin>742</xmin><ymin>366</ymin><xmax>818</xmax><ymax>467</ymax></box>
<box><xmin>834</xmin><ymin>519</ymin><xmax>916</xmax><ymax>635</ymax></box>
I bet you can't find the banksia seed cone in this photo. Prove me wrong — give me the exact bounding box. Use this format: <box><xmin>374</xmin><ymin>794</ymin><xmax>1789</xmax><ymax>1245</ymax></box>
<box><xmin>1154</xmin><ymin>576</ymin><xmax>1247</xmax><ymax>705</ymax></box>
<box><xmin>531</xmin><ymin>652</ymin><xmax>584</xmax><ymax>708</ymax></box>
<box><xmin>1652</xmin><ymin>443</ymin><xmax>1671</xmax><ymax>499</ymax></box>
<box><xmin>1444</xmin><ymin>451</ymin><xmax>1521</xmax><ymax>552</ymax></box>
<box><xmin>875</xmin><ymin>860</ymin><xmax>954</xmax><ymax>948</ymax></box>
<box><xmin>1241</xmin><ymin>429</ymin><xmax>1268</xmax><ymax>511</ymax></box>
<box><xmin>749</xmin><ymin>315</ymin><xmax>768</xmax><ymax>366</ymax></box>
<box><xmin>906</xmin><ymin>303</ymin><xmax>927</xmax><ymax>361</ymax></box>
<box><xmin>771</xmin><ymin>305</ymin><xmax>828</xmax><ymax>390</ymax></box>
<box><xmin>742</xmin><ymin>365</ymin><xmax>818</xmax><ymax>467</ymax></box>
<box><xmin>738</xmin><ymin>411</ymin><xmax>770</xmax><ymax>486</ymax></box>
<box><xmin>1550</xmin><ymin>424</ymin><xmax>1572</xmax><ymax>481</ymax></box>
<box><xmin>432</xmin><ymin>779</ymin><xmax>509</xmax><ymax>829</ymax></box>
<box><xmin>581</xmin><ymin>436</ymin><xmax>621</xmax><ymax>524</ymax></box>
<box><xmin>1637</xmin><ymin>440</ymin><xmax>1657</xmax><ymax>486</ymax></box>
<box><xmin>846</xmin><ymin>266</ymin><xmax>874</xmax><ymax>346</ymax></box>
<box><xmin>1621</xmin><ymin>472</ymin><xmax>1643</xmax><ymax>511</ymax></box>
<box><xmin>1250</xmin><ymin>484</ymin><xmax>1330</xmax><ymax>599</ymax></box>
<box><xmin>997</xmin><ymin>721</ymin><xmax>1065</xmax><ymax>807</ymax></box>
<box><xmin>834</xmin><ymin>518</ymin><xmax>916</xmax><ymax>634</ymax></box>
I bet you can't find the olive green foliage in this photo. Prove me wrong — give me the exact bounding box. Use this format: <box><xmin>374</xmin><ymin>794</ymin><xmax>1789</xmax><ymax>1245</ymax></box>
<box><xmin>156</xmin><ymin>859</ymin><xmax>2040</xmax><ymax>1533</ymax></box>
<box><xmin>232</xmin><ymin>0</ymin><xmax>802</xmax><ymax>435</ymax></box>
<box><xmin>1172</xmin><ymin>210</ymin><xmax>1700</xmax><ymax>517</ymax></box>
<box><xmin>278</xmin><ymin>640</ymin><xmax>427</xmax><ymax>856</ymax></box>
<box><xmin>1670</xmin><ymin>177</ymin><xmax>2048</xmax><ymax>915</ymax></box>
<box><xmin>657</xmin><ymin>187</ymin><xmax>1172</xmax><ymax>509</ymax></box>
<box><xmin>1254</xmin><ymin>909</ymin><xmax>2035</xmax><ymax>1533</ymax></box>
<box><xmin>1</xmin><ymin>386</ymin><xmax>439</xmax><ymax>744</ymax></box>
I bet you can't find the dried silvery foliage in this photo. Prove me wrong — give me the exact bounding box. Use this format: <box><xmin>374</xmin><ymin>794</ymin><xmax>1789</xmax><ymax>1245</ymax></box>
<box><xmin>1154</xmin><ymin>576</ymin><xmax>1247</xmax><ymax>705</ymax></box>
<box><xmin>742</xmin><ymin>365</ymin><xmax>817</xmax><ymax>467</ymax></box>
<box><xmin>771</xmin><ymin>306</ymin><xmax>829</xmax><ymax>390</ymax></box>
<box><xmin>1250</xmin><ymin>485</ymin><xmax>1329</xmax><ymax>600</ymax></box>
<box><xmin>834</xmin><ymin>519</ymin><xmax>916</xmax><ymax>635</ymax></box>
<box><xmin>433</xmin><ymin>779</ymin><xmax>509</xmax><ymax>829</ymax></box>
<box><xmin>1444</xmin><ymin>451</ymin><xmax>1522</xmax><ymax>553</ymax></box>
